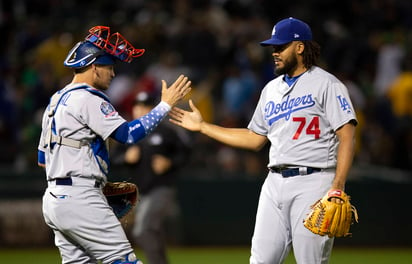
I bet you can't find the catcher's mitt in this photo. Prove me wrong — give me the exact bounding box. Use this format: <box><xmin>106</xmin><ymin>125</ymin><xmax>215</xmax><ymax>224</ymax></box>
<box><xmin>303</xmin><ymin>189</ymin><xmax>359</xmax><ymax>238</ymax></box>
<box><xmin>103</xmin><ymin>182</ymin><xmax>139</xmax><ymax>220</ymax></box>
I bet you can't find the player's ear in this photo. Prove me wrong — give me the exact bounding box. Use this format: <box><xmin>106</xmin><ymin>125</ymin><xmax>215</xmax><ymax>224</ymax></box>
<box><xmin>92</xmin><ymin>64</ymin><xmax>100</xmax><ymax>78</ymax></box>
<box><xmin>296</xmin><ymin>41</ymin><xmax>305</xmax><ymax>55</ymax></box>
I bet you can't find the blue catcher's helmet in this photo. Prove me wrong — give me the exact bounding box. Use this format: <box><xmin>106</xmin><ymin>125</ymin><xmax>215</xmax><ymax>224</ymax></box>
<box><xmin>64</xmin><ymin>41</ymin><xmax>116</xmax><ymax>68</ymax></box>
<box><xmin>64</xmin><ymin>26</ymin><xmax>145</xmax><ymax>69</ymax></box>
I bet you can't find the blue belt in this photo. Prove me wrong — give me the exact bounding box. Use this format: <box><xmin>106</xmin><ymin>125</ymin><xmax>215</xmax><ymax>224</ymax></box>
<box><xmin>53</xmin><ymin>177</ymin><xmax>102</xmax><ymax>188</ymax></box>
<box><xmin>269</xmin><ymin>166</ymin><xmax>321</xmax><ymax>177</ymax></box>
<box><xmin>55</xmin><ymin>178</ymin><xmax>72</xmax><ymax>185</ymax></box>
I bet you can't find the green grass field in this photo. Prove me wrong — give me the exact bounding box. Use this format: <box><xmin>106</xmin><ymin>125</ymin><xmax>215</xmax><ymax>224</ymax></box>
<box><xmin>1</xmin><ymin>247</ymin><xmax>412</xmax><ymax>263</ymax></box>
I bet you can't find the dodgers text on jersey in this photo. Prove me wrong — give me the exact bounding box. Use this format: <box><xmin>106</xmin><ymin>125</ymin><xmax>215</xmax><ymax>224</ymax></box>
<box><xmin>265</xmin><ymin>94</ymin><xmax>315</xmax><ymax>125</ymax></box>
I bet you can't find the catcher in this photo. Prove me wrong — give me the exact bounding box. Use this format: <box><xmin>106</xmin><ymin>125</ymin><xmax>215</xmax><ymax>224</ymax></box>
<box><xmin>37</xmin><ymin>25</ymin><xmax>191</xmax><ymax>264</ymax></box>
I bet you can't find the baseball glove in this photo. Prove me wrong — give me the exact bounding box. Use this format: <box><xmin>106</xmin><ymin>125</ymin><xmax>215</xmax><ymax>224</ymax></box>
<box><xmin>103</xmin><ymin>182</ymin><xmax>139</xmax><ymax>220</ymax></box>
<box><xmin>303</xmin><ymin>189</ymin><xmax>359</xmax><ymax>238</ymax></box>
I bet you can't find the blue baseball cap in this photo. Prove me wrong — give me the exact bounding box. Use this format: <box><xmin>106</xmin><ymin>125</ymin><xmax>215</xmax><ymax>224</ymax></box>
<box><xmin>260</xmin><ymin>17</ymin><xmax>312</xmax><ymax>46</ymax></box>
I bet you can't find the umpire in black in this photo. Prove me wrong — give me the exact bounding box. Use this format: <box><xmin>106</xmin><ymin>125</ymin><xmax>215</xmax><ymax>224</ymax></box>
<box><xmin>124</xmin><ymin>91</ymin><xmax>191</xmax><ymax>264</ymax></box>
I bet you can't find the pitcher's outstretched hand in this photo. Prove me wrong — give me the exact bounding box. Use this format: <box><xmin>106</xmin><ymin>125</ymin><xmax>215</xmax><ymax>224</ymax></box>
<box><xmin>169</xmin><ymin>99</ymin><xmax>203</xmax><ymax>131</ymax></box>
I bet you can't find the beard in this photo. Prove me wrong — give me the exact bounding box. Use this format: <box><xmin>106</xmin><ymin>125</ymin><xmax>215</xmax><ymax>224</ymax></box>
<box><xmin>274</xmin><ymin>54</ymin><xmax>298</xmax><ymax>76</ymax></box>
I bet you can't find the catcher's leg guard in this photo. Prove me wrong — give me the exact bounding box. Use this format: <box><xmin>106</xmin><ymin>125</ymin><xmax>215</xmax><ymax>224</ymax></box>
<box><xmin>111</xmin><ymin>253</ymin><xmax>143</xmax><ymax>264</ymax></box>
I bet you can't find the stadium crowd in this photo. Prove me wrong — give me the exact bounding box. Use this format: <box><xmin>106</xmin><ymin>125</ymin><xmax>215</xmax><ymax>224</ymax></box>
<box><xmin>1</xmin><ymin>0</ymin><xmax>412</xmax><ymax>178</ymax></box>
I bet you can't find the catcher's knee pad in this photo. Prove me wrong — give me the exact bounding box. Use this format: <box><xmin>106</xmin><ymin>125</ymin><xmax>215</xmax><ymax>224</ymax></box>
<box><xmin>111</xmin><ymin>253</ymin><xmax>143</xmax><ymax>264</ymax></box>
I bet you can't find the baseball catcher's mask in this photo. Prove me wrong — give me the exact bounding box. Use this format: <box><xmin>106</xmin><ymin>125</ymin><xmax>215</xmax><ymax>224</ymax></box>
<box><xmin>64</xmin><ymin>25</ymin><xmax>145</xmax><ymax>68</ymax></box>
<box><xmin>86</xmin><ymin>26</ymin><xmax>145</xmax><ymax>63</ymax></box>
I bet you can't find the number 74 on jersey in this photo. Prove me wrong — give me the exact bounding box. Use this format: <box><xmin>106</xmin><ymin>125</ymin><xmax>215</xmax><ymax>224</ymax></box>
<box><xmin>292</xmin><ymin>116</ymin><xmax>320</xmax><ymax>140</ymax></box>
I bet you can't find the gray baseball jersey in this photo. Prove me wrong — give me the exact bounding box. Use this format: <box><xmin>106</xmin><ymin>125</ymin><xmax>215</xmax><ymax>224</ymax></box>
<box><xmin>38</xmin><ymin>83</ymin><xmax>125</xmax><ymax>182</ymax></box>
<box><xmin>248</xmin><ymin>66</ymin><xmax>357</xmax><ymax>168</ymax></box>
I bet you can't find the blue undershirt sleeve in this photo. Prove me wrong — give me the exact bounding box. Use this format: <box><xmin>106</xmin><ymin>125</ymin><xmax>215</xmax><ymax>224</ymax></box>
<box><xmin>38</xmin><ymin>150</ymin><xmax>45</xmax><ymax>166</ymax></box>
<box><xmin>110</xmin><ymin>101</ymin><xmax>171</xmax><ymax>144</ymax></box>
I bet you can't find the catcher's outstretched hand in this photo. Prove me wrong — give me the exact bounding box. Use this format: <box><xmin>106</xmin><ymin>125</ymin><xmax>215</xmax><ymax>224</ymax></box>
<box><xmin>169</xmin><ymin>99</ymin><xmax>203</xmax><ymax>131</ymax></box>
<box><xmin>160</xmin><ymin>75</ymin><xmax>192</xmax><ymax>107</ymax></box>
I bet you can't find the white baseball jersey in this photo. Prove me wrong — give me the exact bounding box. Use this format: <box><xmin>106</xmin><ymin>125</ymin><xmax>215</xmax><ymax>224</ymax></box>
<box><xmin>38</xmin><ymin>83</ymin><xmax>126</xmax><ymax>182</ymax></box>
<box><xmin>248</xmin><ymin>66</ymin><xmax>357</xmax><ymax>168</ymax></box>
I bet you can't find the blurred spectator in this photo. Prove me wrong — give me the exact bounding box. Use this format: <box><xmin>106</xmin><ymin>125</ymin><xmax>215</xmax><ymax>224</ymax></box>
<box><xmin>0</xmin><ymin>64</ymin><xmax>19</xmax><ymax>164</ymax></box>
<box><xmin>385</xmin><ymin>53</ymin><xmax>412</xmax><ymax>170</ymax></box>
<box><xmin>105</xmin><ymin>74</ymin><xmax>135</xmax><ymax>109</ymax></box>
<box><xmin>221</xmin><ymin>63</ymin><xmax>258</xmax><ymax>123</ymax></box>
<box><xmin>373</xmin><ymin>30</ymin><xmax>405</xmax><ymax>96</ymax></box>
<box><xmin>145</xmin><ymin>50</ymin><xmax>191</xmax><ymax>93</ymax></box>
<box><xmin>386</xmin><ymin>54</ymin><xmax>412</xmax><ymax>118</ymax></box>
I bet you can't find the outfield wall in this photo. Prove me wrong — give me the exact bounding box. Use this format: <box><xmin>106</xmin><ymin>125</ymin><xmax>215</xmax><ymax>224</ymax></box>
<box><xmin>0</xmin><ymin>165</ymin><xmax>411</xmax><ymax>247</ymax></box>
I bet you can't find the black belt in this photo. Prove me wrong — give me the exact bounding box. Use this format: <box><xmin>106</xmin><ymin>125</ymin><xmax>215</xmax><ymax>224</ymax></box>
<box><xmin>53</xmin><ymin>177</ymin><xmax>102</xmax><ymax>188</ymax></box>
<box><xmin>269</xmin><ymin>166</ymin><xmax>321</xmax><ymax>177</ymax></box>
